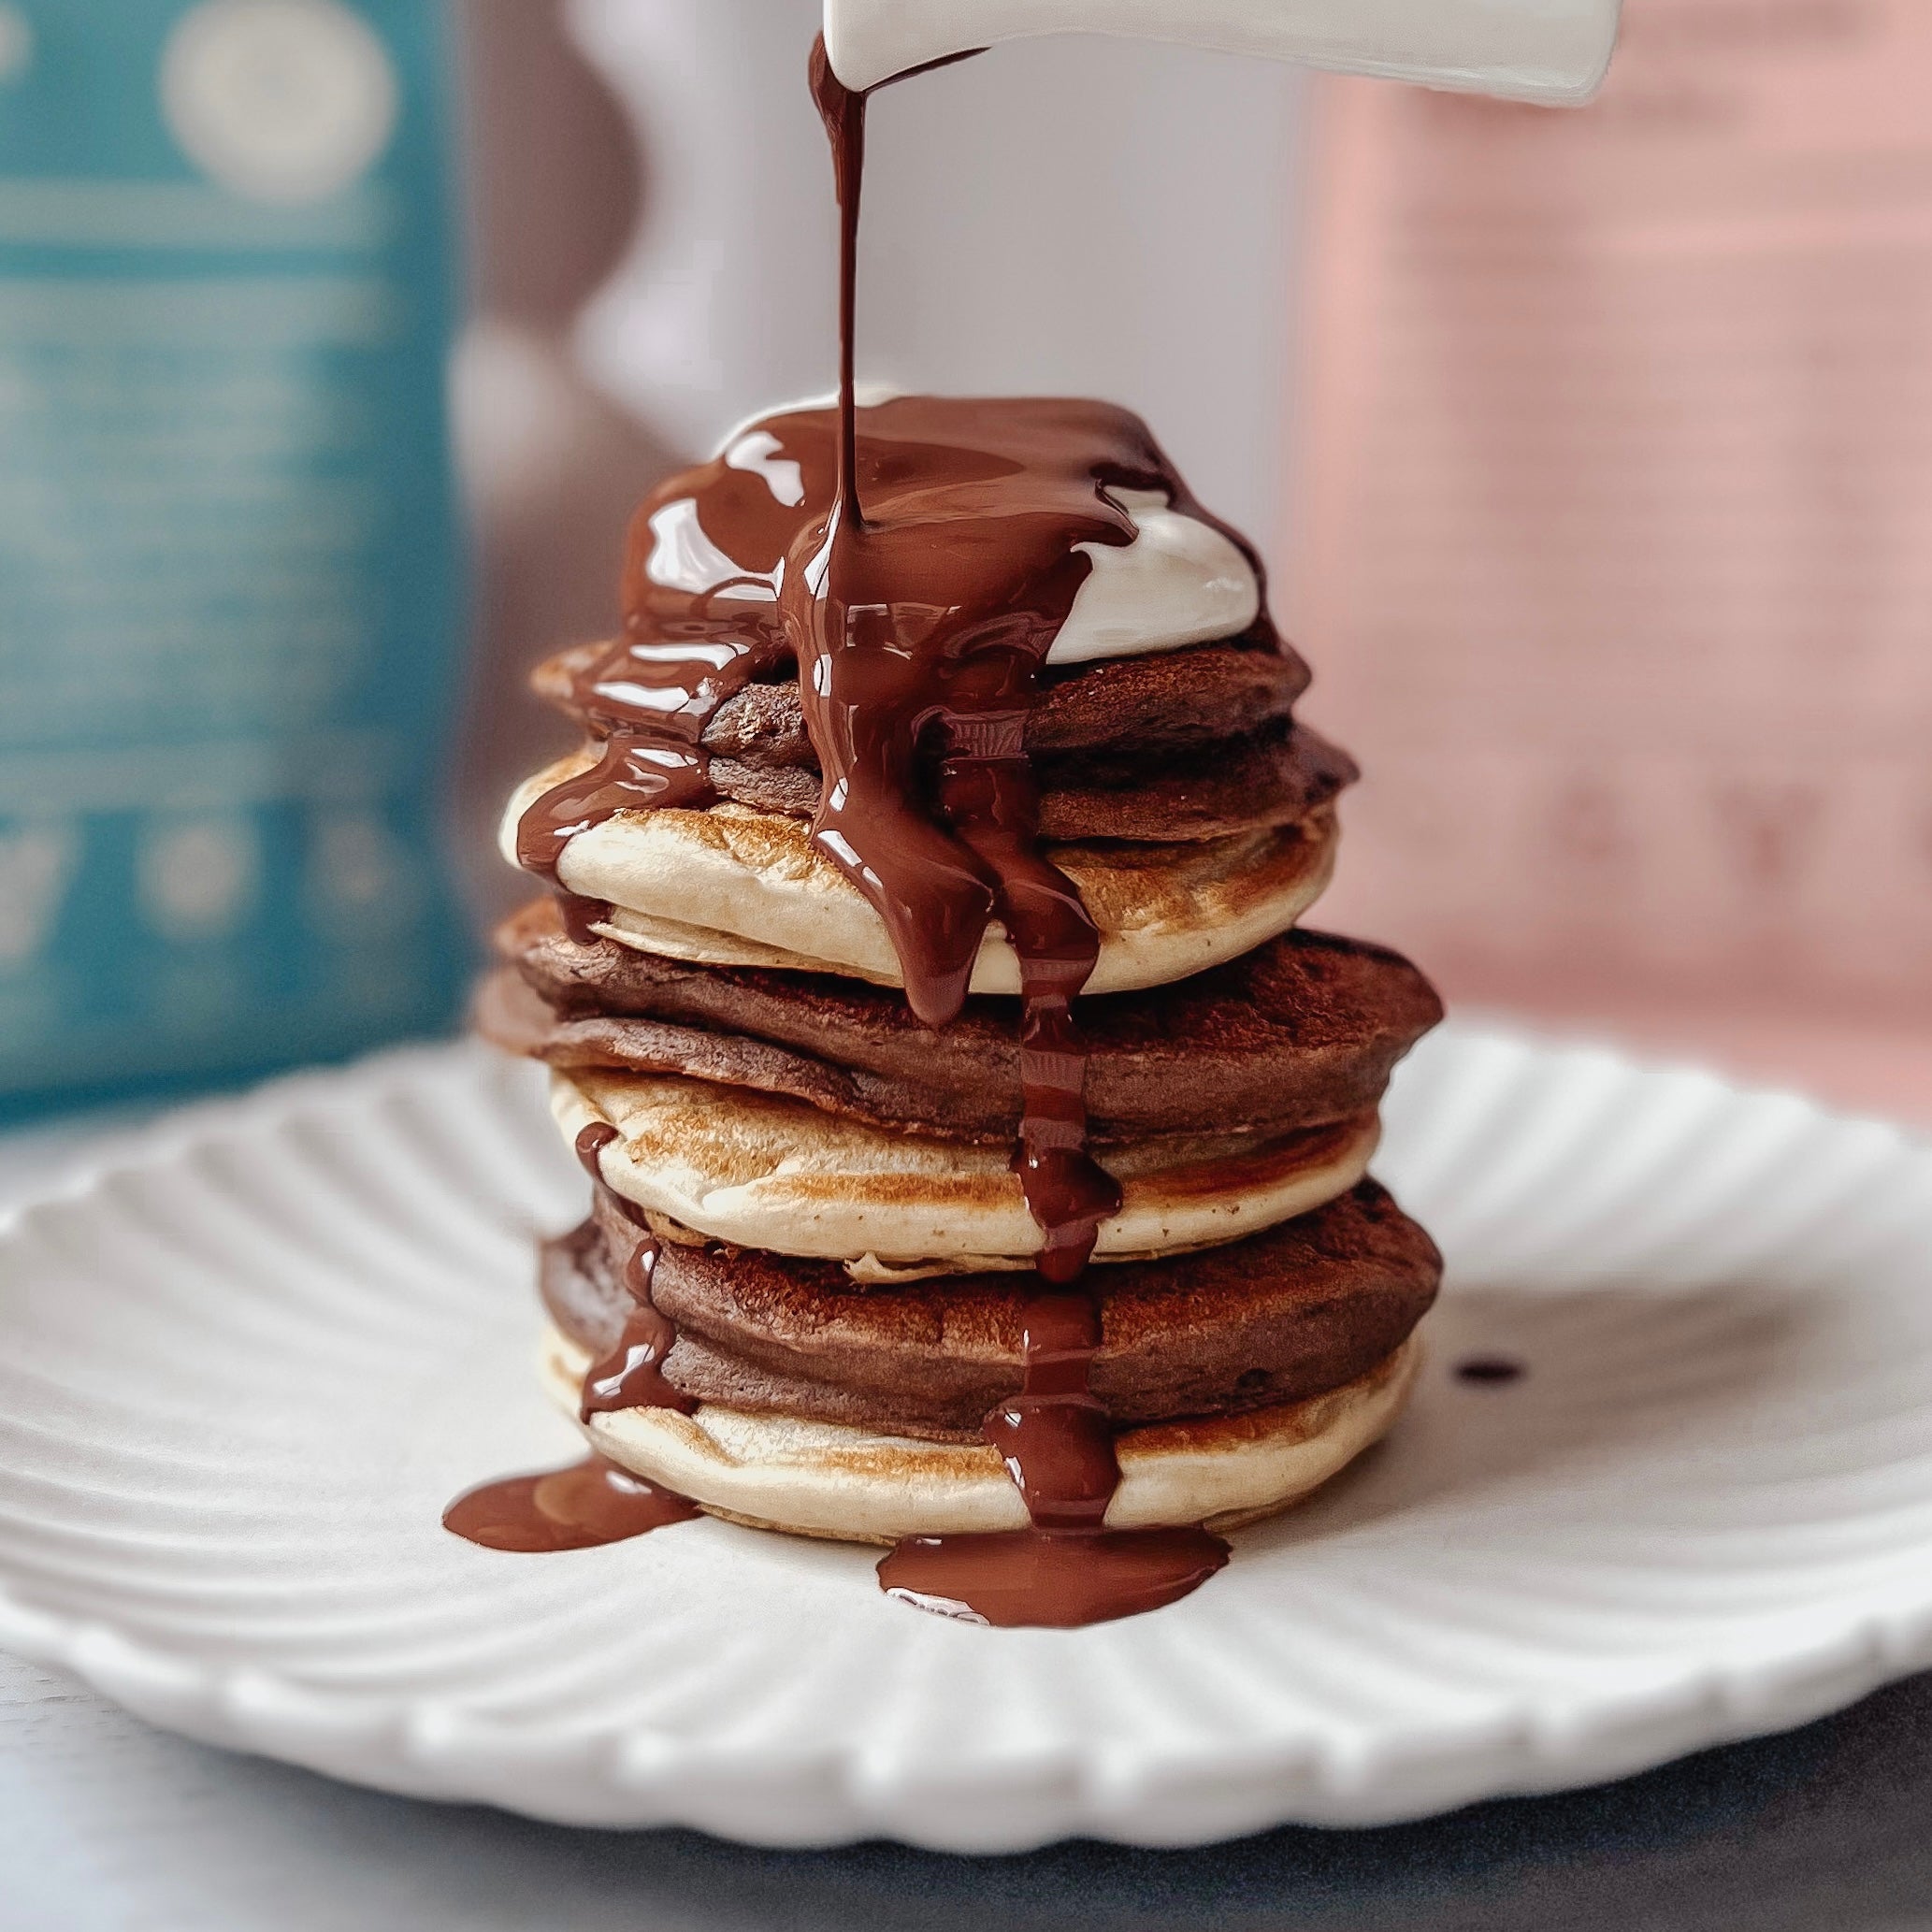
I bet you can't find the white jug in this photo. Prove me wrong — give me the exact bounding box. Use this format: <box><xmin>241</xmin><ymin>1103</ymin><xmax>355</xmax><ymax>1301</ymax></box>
<box><xmin>825</xmin><ymin>0</ymin><xmax>1621</xmax><ymax>105</ymax></box>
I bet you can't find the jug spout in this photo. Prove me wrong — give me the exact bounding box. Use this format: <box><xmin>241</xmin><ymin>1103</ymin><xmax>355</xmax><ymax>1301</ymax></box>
<box><xmin>824</xmin><ymin>0</ymin><xmax>1621</xmax><ymax>105</ymax></box>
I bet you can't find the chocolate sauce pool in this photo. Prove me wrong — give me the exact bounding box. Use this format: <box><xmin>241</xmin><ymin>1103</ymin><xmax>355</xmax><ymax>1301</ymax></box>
<box><xmin>442</xmin><ymin>1456</ymin><xmax>697</xmax><ymax>1553</ymax></box>
<box><xmin>462</xmin><ymin>36</ymin><xmax>1268</xmax><ymax>1618</ymax></box>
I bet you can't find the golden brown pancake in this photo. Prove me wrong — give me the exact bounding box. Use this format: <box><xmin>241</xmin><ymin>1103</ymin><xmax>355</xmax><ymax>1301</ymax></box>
<box><xmin>554</xmin><ymin>1067</ymin><xmax>1380</xmax><ymax>1269</ymax></box>
<box><xmin>497</xmin><ymin>790</ymin><xmax>1341</xmax><ymax>998</ymax></box>
<box><xmin>541</xmin><ymin>1326</ymin><xmax>1422</xmax><ymax>1545</ymax></box>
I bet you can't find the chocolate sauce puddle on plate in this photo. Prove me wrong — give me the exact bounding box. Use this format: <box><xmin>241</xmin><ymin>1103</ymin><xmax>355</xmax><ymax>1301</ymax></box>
<box><xmin>443</xmin><ymin>1456</ymin><xmax>698</xmax><ymax>1553</ymax></box>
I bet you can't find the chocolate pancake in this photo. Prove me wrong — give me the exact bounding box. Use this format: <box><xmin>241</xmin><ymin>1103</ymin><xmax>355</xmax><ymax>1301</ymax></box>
<box><xmin>529</xmin><ymin>647</ymin><xmax>1338</xmax><ymax>841</ymax></box>
<box><xmin>535</xmin><ymin>637</ymin><xmax>1307</xmax><ymax>758</ymax></box>
<box><xmin>544</xmin><ymin>1180</ymin><xmax>1440</xmax><ymax>1444</ymax></box>
<box><xmin>531</xmin><ymin>630</ymin><xmax>1319</xmax><ymax>829</ymax></box>
<box><xmin>484</xmin><ymin>901</ymin><xmax>1442</xmax><ymax>1144</ymax></box>
<box><xmin>699</xmin><ymin>718</ymin><xmax>1355</xmax><ymax>842</ymax></box>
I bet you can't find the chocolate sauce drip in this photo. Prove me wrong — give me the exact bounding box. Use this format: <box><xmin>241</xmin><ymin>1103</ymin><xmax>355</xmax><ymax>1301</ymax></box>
<box><xmin>815</xmin><ymin>34</ymin><xmax>1218</xmax><ymax>1623</ymax></box>
<box><xmin>580</xmin><ymin>1182</ymin><xmax>696</xmax><ymax>1420</ymax></box>
<box><xmin>571</xmin><ymin>1122</ymin><xmax>695</xmax><ymax>1417</ymax></box>
<box><xmin>512</xmin><ymin>519</ymin><xmax>794</xmax><ymax>884</ymax></box>
<box><xmin>557</xmin><ymin>892</ymin><xmax>608</xmax><ymax>947</ymax></box>
<box><xmin>1457</xmin><ymin>1355</ymin><xmax>1526</xmax><ymax>1385</ymax></box>
<box><xmin>439</xmin><ymin>1117</ymin><xmax>697</xmax><ymax>1536</ymax></box>
<box><xmin>876</xmin><ymin>1525</ymin><xmax>1229</xmax><ymax>1629</ymax></box>
<box><xmin>573</xmin><ymin>1120</ymin><xmax>618</xmax><ymax>1179</ymax></box>
<box><xmin>443</xmin><ymin>1455</ymin><xmax>698</xmax><ymax>1552</ymax></box>
<box><xmin>804</xmin><ymin>41</ymin><xmax>1124</xmax><ymax>1282</ymax></box>
<box><xmin>876</xmin><ymin>1288</ymin><xmax>1229</xmax><ymax>1626</ymax></box>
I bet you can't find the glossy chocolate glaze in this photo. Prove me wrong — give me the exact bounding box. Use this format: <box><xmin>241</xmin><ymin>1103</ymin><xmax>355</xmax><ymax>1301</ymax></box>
<box><xmin>545</xmin><ymin>1176</ymin><xmax>1440</xmax><ymax>1445</ymax></box>
<box><xmin>489</xmin><ymin>907</ymin><xmax>1442</xmax><ymax>1146</ymax></box>
<box><xmin>803</xmin><ymin>39</ymin><xmax>1131</xmax><ymax>1291</ymax></box>
<box><xmin>804</xmin><ymin>37</ymin><xmax>1231</xmax><ymax>1624</ymax></box>
<box><xmin>982</xmin><ymin>1290</ymin><xmax>1118</xmax><ymax>1526</ymax></box>
<box><xmin>570</xmin><ymin>1122</ymin><xmax>694</xmax><ymax>1420</ymax></box>
<box><xmin>876</xmin><ymin>1525</ymin><xmax>1229</xmax><ymax>1629</ymax></box>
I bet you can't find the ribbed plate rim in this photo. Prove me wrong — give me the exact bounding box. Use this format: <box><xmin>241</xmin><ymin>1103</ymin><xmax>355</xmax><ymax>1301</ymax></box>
<box><xmin>1</xmin><ymin>1027</ymin><xmax>1930</xmax><ymax>1850</ymax></box>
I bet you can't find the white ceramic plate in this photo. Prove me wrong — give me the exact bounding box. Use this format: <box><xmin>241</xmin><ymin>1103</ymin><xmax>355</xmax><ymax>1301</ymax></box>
<box><xmin>2</xmin><ymin>1025</ymin><xmax>1931</xmax><ymax>1851</ymax></box>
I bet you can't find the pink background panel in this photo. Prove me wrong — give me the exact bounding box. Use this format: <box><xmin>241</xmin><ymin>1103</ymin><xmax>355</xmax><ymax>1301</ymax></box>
<box><xmin>1288</xmin><ymin>0</ymin><xmax>1932</xmax><ymax>1121</ymax></box>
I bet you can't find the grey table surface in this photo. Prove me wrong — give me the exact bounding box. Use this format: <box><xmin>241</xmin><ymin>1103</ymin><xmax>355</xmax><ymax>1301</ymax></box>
<box><xmin>7</xmin><ymin>1649</ymin><xmax>1932</xmax><ymax>1932</ymax></box>
<box><xmin>5</xmin><ymin>1116</ymin><xmax>1931</xmax><ymax>1932</ymax></box>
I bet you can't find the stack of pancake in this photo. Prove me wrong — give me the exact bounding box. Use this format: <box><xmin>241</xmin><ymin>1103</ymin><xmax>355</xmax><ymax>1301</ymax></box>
<box><xmin>478</xmin><ymin>401</ymin><xmax>1443</xmax><ymax>1550</ymax></box>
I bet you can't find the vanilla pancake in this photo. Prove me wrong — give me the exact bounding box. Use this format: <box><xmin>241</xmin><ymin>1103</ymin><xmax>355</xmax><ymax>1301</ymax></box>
<box><xmin>541</xmin><ymin>1325</ymin><xmax>1420</xmax><ymax>1544</ymax></box>
<box><xmin>499</xmin><ymin>783</ymin><xmax>1338</xmax><ymax>998</ymax></box>
<box><xmin>555</xmin><ymin>1068</ymin><xmax>1378</xmax><ymax>1268</ymax></box>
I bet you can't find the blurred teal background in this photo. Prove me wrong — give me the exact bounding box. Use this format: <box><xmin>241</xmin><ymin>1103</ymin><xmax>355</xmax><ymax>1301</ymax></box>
<box><xmin>0</xmin><ymin>0</ymin><xmax>469</xmax><ymax>1121</ymax></box>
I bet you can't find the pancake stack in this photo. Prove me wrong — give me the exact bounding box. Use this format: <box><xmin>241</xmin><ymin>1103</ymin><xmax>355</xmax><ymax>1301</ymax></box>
<box><xmin>477</xmin><ymin>395</ymin><xmax>1444</xmax><ymax>1581</ymax></box>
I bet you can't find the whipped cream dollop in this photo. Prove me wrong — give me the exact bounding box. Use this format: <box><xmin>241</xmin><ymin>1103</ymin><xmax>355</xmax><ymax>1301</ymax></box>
<box><xmin>643</xmin><ymin>395</ymin><xmax>1261</xmax><ymax>668</ymax></box>
<box><xmin>1060</xmin><ymin>486</ymin><xmax>1256</xmax><ymax>665</ymax></box>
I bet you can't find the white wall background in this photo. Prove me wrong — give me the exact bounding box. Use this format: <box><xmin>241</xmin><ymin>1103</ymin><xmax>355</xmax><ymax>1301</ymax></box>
<box><xmin>565</xmin><ymin>0</ymin><xmax>1306</xmax><ymax>543</ymax></box>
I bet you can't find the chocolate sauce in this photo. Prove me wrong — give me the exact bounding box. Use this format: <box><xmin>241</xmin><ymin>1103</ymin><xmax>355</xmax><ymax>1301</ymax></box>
<box><xmin>573</xmin><ymin>1119</ymin><xmax>618</xmax><ymax>1179</ymax></box>
<box><xmin>443</xmin><ymin>1454</ymin><xmax>698</xmax><ymax>1552</ymax></box>
<box><xmin>572</xmin><ymin>1121</ymin><xmax>696</xmax><ymax>1418</ymax></box>
<box><xmin>1456</xmin><ymin>1355</ymin><xmax>1526</xmax><ymax>1385</ymax></box>
<box><xmin>581</xmin><ymin>1181</ymin><xmax>696</xmax><ymax>1420</ymax></box>
<box><xmin>802</xmin><ymin>40</ymin><xmax>1126</xmax><ymax>1286</ymax></box>
<box><xmin>495</xmin><ymin>37</ymin><xmax>1279</xmax><ymax>1623</ymax></box>
<box><xmin>877</xmin><ymin>1526</ymin><xmax>1229</xmax><ymax>1629</ymax></box>
<box><xmin>876</xmin><ymin>1288</ymin><xmax>1230</xmax><ymax>1627</ymax></box>
<box><xmin>442</xmin><ymin>1117</ymin><xmax>699</xmax><ymax>1540</ymax></box>
<box><xmin>982</xmin><ymin>1291</ymin><xmax>1117</xmax><ymax>1527</ymax></box>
